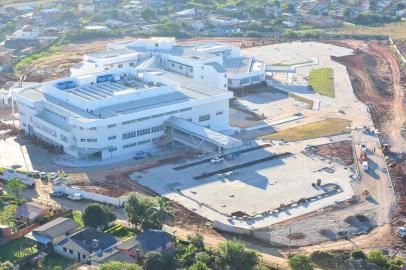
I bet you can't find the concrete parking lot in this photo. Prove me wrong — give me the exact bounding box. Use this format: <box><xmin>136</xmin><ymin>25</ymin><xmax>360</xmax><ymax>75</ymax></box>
<box><xmin>133</xmin><ymin>141</ymin><xmax>355</xmax><ymax>228</ymax></box>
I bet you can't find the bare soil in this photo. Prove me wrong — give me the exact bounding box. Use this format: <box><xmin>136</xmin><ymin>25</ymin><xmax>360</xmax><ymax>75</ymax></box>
<box><xmin>306</xmin><ymin>140</ymin><xmax>354</xmax><ymax>166</ymax></box>
<box><xmin>331</xmin><ymin>40</ymin><xmax>406</xmax><ymax>152</ymax></box>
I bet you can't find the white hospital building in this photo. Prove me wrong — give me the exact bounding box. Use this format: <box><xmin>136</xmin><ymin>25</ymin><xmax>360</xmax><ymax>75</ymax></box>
<box><xmin>11</xmin><ymin>37</ymin><xmax>265</xmax><ymax>160</ymax></box>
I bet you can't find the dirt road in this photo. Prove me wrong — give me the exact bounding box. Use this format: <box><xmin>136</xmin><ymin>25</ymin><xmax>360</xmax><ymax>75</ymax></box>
<box><xmin>332</xmin><ymin>40</ymin><xmax>406</xmax><ymax>152</ymax></box>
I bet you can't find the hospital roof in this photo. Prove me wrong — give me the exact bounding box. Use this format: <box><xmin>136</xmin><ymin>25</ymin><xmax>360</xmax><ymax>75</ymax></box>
<box><xmin>16</xmin><ymin>72</ymin><xmax>230</xmax><ymax>120</ymax></box>
<box><xmin>223</xmin><ymin>57</ymin><xmax>265</xmax><ymax>74</ymax></box>
<box><xmin>88</xmin><ymin>48</ymin><xmax>139</xmax><ymax>59</ymax></box>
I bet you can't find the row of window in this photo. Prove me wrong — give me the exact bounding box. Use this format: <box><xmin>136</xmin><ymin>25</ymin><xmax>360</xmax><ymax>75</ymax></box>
<box><xmin>33</xmin><ymin>121</ymin><xmax>57</xmax><ymax>137</ymax></box>
<box><xmin>198</xmin><ymin>114</ymin><xmax>210</xmax><ymax>122</ymax></box>
<box><xmin>123</xmin><ymin>139</ymin><xmax>151</xmax><ymax>149</ymax></box>
<box><xmin>122</xmin><ymin>125</ymin><xmax>163</xmax><ymax>140</ymax></box>
<box><xmin>80</xmin><ymin>138</ymin><xmax>97</xmax><ymax>142</ymax></box>
<box><xmin>102</xmin><ymin>61</ymin><xmax>135</xmax><ymax>71</ymax></box>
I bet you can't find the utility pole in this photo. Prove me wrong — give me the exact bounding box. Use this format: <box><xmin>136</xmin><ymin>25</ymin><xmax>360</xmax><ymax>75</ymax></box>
<box><xmin>288</xmin><ymin>227</ymin><xmax>292</xmax><ymax>256</ymax></box>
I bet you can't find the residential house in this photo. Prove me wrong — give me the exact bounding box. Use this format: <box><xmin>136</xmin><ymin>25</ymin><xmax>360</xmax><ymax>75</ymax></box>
<box><xmin>0</xmin><ymin>48</ymin><xmax>14</xmax><ymax>70</ymax></box>
<box><xmin>15</xmin><ymin>202</ymin><xmax>52</xmax><ymax>223</ymax></box>
<box><xmin>54</xmin><ymin>227</ymin><xmax>118</xmax><ymax>263</ymax></box>
<box><xmin>26</xmin><ymin>217</ymin><xmax>80</xmax><ymax>249</ymax></box>
<box><xmin>78</xmin><ymin>0</ymin><xmax>96</xmax><ymax>13</ymax></box>
<box><xmin>90</xmin><ymin>229</ymin><xmax>174</xmax><ymax>265</ymax></box>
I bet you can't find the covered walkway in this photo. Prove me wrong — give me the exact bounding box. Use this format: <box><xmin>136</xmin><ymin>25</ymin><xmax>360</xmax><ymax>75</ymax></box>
<box><xmin>164</xmin><ymin>116</ymin><xmax>242</xmax><ymax>154</ymax></box>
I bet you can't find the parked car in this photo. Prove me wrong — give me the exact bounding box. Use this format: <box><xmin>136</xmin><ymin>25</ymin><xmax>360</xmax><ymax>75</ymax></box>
<box><xmin>397</xmin><ymin>227</ymin><xmax>406</xmax><ymax>238</ymax></box>
<box><xmin>50</xmin><ymin>190</ymin><xmax>63</xmax><ymax>197</ymax></box>
<box><xmin>28</xmin><ymin>170</ymin><xmax>40</xmax><ymax>178</ymax></box>
<box><xmin>68</xmin><ymin>193</ymin><xmax>83</xmax><ymax>201</ymax></box>
<box><xmin>11</xmin><ymin>164</ymin><xmax>22</xmax><ymax>169</ymax></box>
<box><xmin>49</xmin><ymin>172</ymin><xmax>58</xmax><ymax>179</ymax></box>
<box><xmin>39</xmin><ymin>172</ymin><xmax>47</xmax><ymax>180</ymax></box>
<box><xmin>362</xmin><ymin>161</ymin><xmax>369</xmax><ymax>171</ymax></box>
<box><xmin>210</xmin><ymin>156</ymin><xmax>224</xmax><ymax>164</ymax></box>
<box><xmin>225</xmin><ymin>153</ymin><xmax>235</xmax><ymax>160</ymax></box>
<box><xmin>360</xmin><ymin>143</ymin><xmax>367</xmax><ymax>153</ymax></box>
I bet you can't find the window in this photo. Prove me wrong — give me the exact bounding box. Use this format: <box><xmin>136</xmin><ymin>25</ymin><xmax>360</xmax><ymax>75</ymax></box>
<box><xmin>239</xmin><ymin>78</ymin><xmax>250</xmax><ymax>85</ymax></box>
<box><xmin>109</xmin><ymin>147</ymin><xmax>117</xmax><ymax>152</ymax></box>
<box><xmin>201</xmin><ymin>76</ymin><xmax>204</xmax><ymax>79</ymax></box>
<box><xmin>129</xmin><ymin>62</ymin><xmax>134</xmax><ymax>67</ymax></box>
<box><xmin>137</xmin><ymin>128</ymin><xmax>151</xmax><ymax>136</ymax></box>
<box><xmin>89</xmin><ymin>127</ymin><xmax>97</xmax><ymax>130</ymax></box>
<box><xmin>224</xmin><ymin>84</ymin><xmax>227</xmax><ymax>88</ymax></box>
<box><xmin>216</xmin><ymin>111</ymin><xmax>223</xmax><ymax>116</ymax></box>
<box><xmin>199</xmin><ymin>114</ymin><xmax>210</xmax><ymax>122</ymax></box>
<box><xmin>224</xmin><ymin>74</ymin><xmax>227</xmax><ymax>78</ymax></box>
<box><xmin>69</xmin><ymin>249</ymin><xmax>73</xmax><ymax>254</ymax></box>
<box><xmin>108</xmin><ymin>136</ymin><xmax>116</xmax><ymax>140</ymax></box>
<box><xmin>104</xmin><ymin>67</ymin><xmax>109</xmax><ymax>71</ymax></box>
<box><xmin>180</xmin><ymin>107</ymin><xmax>192</xmax><ymax>112</ymax></box>
<box><xmin>87</xmin><ymin>138</ymin><xmax>97</xmax><ymax>142</ymax></box>
<box><xmin>80</xmin><ymin>138</ymin><xmax>86</xmax><ymax>142</ymax></box>
<box><xmin>108</xmin><ymin>124</ymin><xmax>116</xmax><ymax>128</ymax></box>
<box><xmin>118</xmin><ymin>64</ymin><xmax>123</xmax><ymax>68</ymax></box>
<box><xmin>123</xmin><ymin>142</ymin><xmax>137</xmax><ymax>149</ymax></box>
<box><xmin>122</xmin><ymin>119</ymin><xmax>137</xmax><ymax>125</ymax></box>
<box><xmin>165</xmin><ymin>110</ymin><xmax>178</xmax><ymax>115</ymax></box>
<box><xmin>137</xmin><ymin>116</ymin><xmax>150</xmax><ymax>122</ymax></box>
<box><xmin>63</xmin><ymin>247</ymin><xmax>67</xmax><ymax>252</ymax></box>
<box><xmin>171</xmin><ymin>63</ymin><xmax>175</xmax><ymax>67</ymax></box>
<box><xmin>138</xmin><ymin>139</ymin><xmax>151</xmax><ymax>145</ymax></box>
<box><xmin>151</xmin><ymin>125</ymin><xmax>163</xmax><ymax>133</ymax></box>
<box><xmin>179</xmin><ymin>65</ymin><xmax>183</xmax><ymax>70</ymax></box>
<box><xmin>82</xmin><ymin>254</ymin><xmax>86</xmax><ymax>259</ymax></box>
<box><xmin>60</xmin><ymin>134</ymin><xmax>68</xmax><ymax>143</ymax></box>
<box><xmin>123</xmin><ymin>131</ymin><xmax>136</xmax><ymax>140</ymax></box>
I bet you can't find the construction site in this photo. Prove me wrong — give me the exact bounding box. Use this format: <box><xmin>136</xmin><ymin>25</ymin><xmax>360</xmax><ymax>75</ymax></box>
<box><xmin>1</xmin><ymin>36</ymin><xmax>406</xmax><ymax>268</ymax></box>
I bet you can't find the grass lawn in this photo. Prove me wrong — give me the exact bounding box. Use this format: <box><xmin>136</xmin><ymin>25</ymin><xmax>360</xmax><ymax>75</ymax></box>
<box><xmin>308</xmin><ymin>68</ymin><xmax>334</xmax><ymax>98</ymax></box>
<box><xmin>104</xmin><ymin>224</ymin><xmax>135</xmax><ymax>240</ymax></box>
<box><xmin>0</xmin><ymin>238</ymin><xmax>37</xmax><ymax>262</ymax></box>
<box><xmin>262</xmin><ymin>118</ymin><xmax>350</xmax><ymax>141</ymax></box>
<box><xmin>332</xmin><ymin>21</ymin><xmax>406</xmax><ymax>40</ymax></box>
<box><xmin>21</xmin><ymin>252</ymin><xmax>75</xmax><ymax>270</ymax></box>
<box><xmin>72</xmin><ymin>210</ymin><xmax>84</xmax><ymax>227</ymax></box>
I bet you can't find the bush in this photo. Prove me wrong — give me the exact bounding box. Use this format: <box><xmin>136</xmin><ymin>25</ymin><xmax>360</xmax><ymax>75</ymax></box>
<box><xmin>367</xmin><ymin>250</ymin><xmax>389</xmax><ymax>268</ymax></box>
<box><xmin>288</xmin><ymin>254</ymin><xmax>315</xmax><ymax>270</ymax></box>
<box><xmin>351</xmin><ymin>250</ymin><xmax>367</xmax><ymax>260</ymax></box>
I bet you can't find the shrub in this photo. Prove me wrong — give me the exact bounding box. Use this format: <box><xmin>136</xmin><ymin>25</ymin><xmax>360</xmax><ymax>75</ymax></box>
<box><xmin>288</xmin><ymin>254</ymin><xmax>315</xmax><ymax>270</ymax></box>
<box><xmin>367</xmin><ymin>250</ymin><xmax>389</xmax><ymax>268</ymax></box>
<box><xmin>351</xmin><ymin>250</ymin><xmax>367</xmax><ymax>260</ymax></box>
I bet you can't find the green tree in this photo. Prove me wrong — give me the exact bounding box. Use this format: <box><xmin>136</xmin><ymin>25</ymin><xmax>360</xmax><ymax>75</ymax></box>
<box><xmin>188</xmin><ymin>261</ymin><xmax>211</xmax><ymax>270</ymax></box>
<box><xmin>195</xmin><ymin>252</ymin><xmax>211</xmax><ymax>266</ymax></box>
<box><xmin>218</xmin><ymin>239</ymin><xmax>258</xmax><ymax>270</ymax></box>
<box><xmin>148</xmin><ymin>197</ymin><xmax>175</xmax><ymax>229</ymax></box>
<box><xmin>288</xmin><ymin>254</ymin><xmax>314</xmax><ymax>270</ymax></box>
<box><xmin>187</xmin><ymin>234</ymin><xmax>204</xmax><ymax>250</ymax></box>
<box><xmin>7</xmin><ymin>178</ymin><xmax>26</xmax><ymax>198</ymax></box>
<box><xmin>125</xmin><ymin>193</ymin><xmax>160</xmax><ymax>230</ymax></box>
<box><xmin>82</xmin><ymin>203</ymin><xmax>111</xmax><ymax>228</ymax></box>
<box><xmin>143</xmin><ymin>251</ymin><xmax>166</xmax><ymax>270</ymax></box>
<box><xmin>141</xmin><ymin>7</ymin><xmax>156</xmax><ymax>22</ymax></box>
<box><xmin>351</xmin><ymin>250</ymin><xmax>367</xmax><ymax>260</ymax></box>
<box><xmin>99</xmin><ymin>261</ymin><xmax>141</xmax><ymax>270</ymax></box>
<box><xmin>53</xmin><ymin>266</ymin><xmax>63</xmax><ymax>270</ymax></box>
<box><xmin>0</xmin><ymin>261</ymin><xmax>14</xmax><ymax>270</ymax></box>
<box><xmin>367</xmin><ymin>250</ymin><xmax>389</xmax><ymax>268</ymax></box>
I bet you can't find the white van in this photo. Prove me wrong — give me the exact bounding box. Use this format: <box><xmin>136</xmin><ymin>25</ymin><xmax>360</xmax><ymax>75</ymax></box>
<box><xmin>362</xmin><ymin>161</ymin><xmax>369</xmax><ymax>171</ymax></box>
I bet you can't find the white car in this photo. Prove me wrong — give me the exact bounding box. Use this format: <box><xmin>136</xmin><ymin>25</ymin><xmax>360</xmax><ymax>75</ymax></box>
<box><xmin>210</xmin><ymin>157</ymin><xmax>224</xmax><ymax>164</ymax></box>
<box><xmin>39</xmin><ymin>172</ymin><xmax>47</xmax><ymax>179</ymax></box>
<box><xmin>68</xmin><ymin>193</ymin><xmax>83</xmax><ymax>201</ymax></box>
<box><xmin>397</xmin><ymin>227</ymin><xmax>406</xmax><ymax>238</ymax></box>
<box><xmin>360</xmin><ymin>143</ymin><xmax>367</xmax><ymax>153</ymax></box>
<box><xmin>49</xmin><ymin>172</ymin><xmax>58</xmax><ymax>179</ymax></box>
